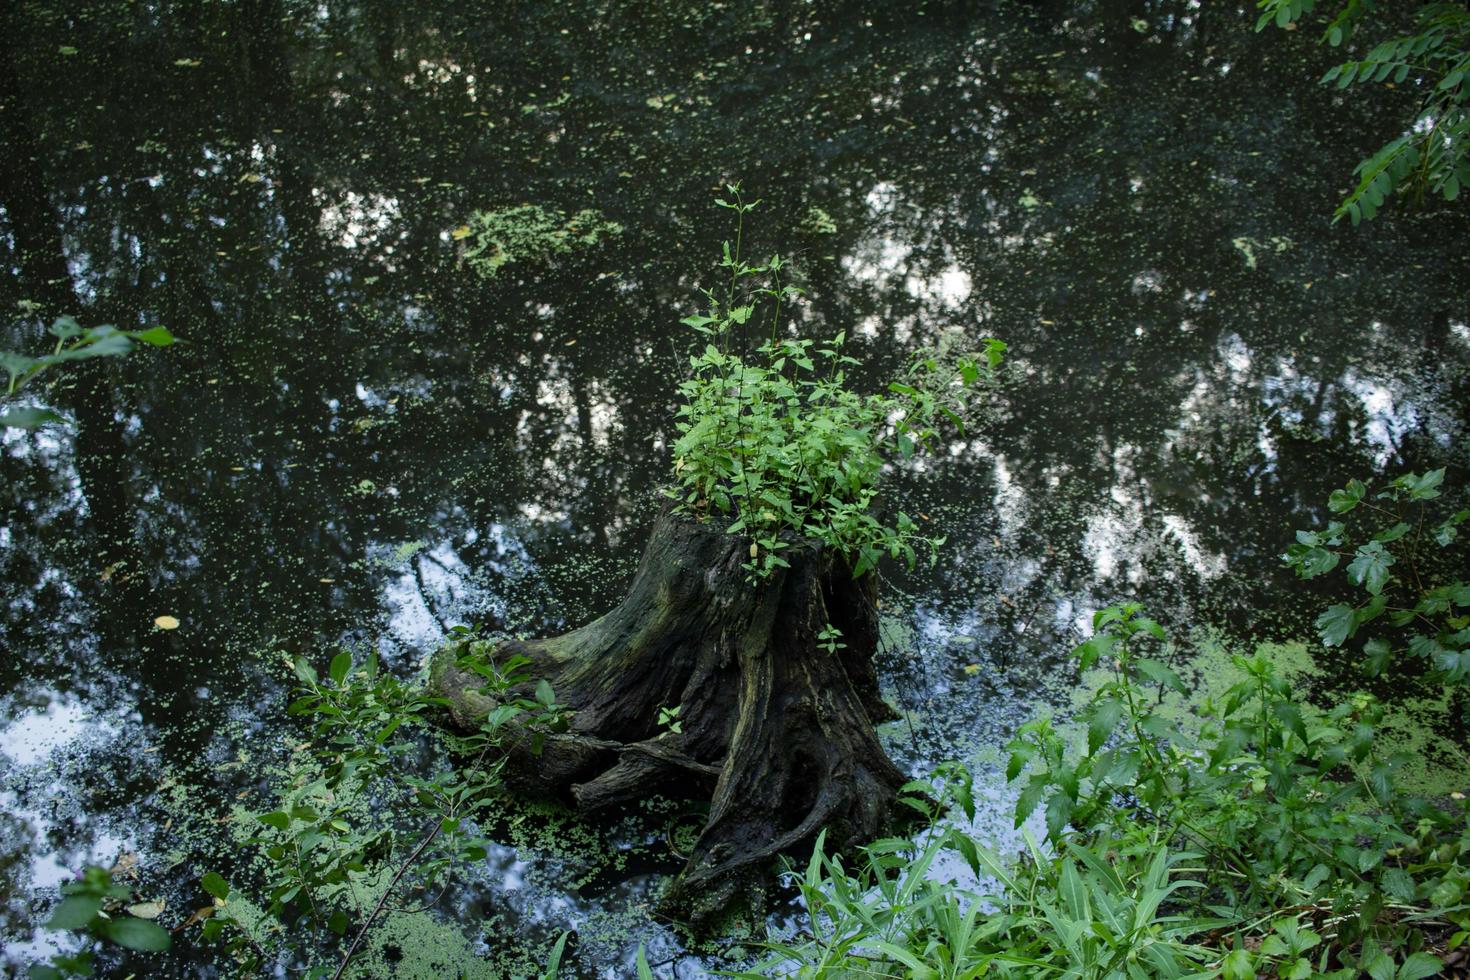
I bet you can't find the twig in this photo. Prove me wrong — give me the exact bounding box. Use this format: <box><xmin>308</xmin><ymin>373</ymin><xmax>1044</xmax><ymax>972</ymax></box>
<box><xmin>331</xmin><ymin>819</ymin><xmax>443</xmax><ymax>980</ymax></box>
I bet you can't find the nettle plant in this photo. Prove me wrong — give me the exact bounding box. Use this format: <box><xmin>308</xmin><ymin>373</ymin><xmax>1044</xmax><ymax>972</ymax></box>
<box><xmin>671</xmin><ymin>186</ymin><xmax>1005</xmax><ymax>579</ymax></box>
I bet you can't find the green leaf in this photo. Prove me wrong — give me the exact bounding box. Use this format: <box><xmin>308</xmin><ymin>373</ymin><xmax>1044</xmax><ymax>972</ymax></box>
<box><xmin>1044</xmin><ymin>790</ymin><xmax>1073</xmax><ymax>840</ymax></box>
<box><xmin>293</xmin><ymin>658</ymin><xmax>317</xmax><ymax>686</ymax></box>
<box><xmin>132</xmin><ymin>326</ymin><xmax>175</xmax><ymax>346</ymax></box>
<box><xmin>1398</xmin><ymin>954</ymin><xmax>1444</xmax><ymax>980</ymax></box>
<box><xmin>1329</xmin><ymin>478</ymin><xmax>1366</xmax><ymax>513</ymax></box>
<box><xmin>200</xmin><ymin>872</ymin><xmax>230</xmax><ymax>900</ymax></box>
<box><xmin>98</xmin><ymin>916</ymin><xmax>171</xmax><ymax>952</ymax></box>
<box><xmin>1363</xmin><ymin>637</ymin><xmax>1392</xmax><ymax>674</ymax></box>
<box><xmin>1410</xmin><ymin>468</ymin><xmax>1445</xmax><ymax>500</ymax></box>
<box><xmin>48</xmin><ymin>316</ymin><xmax>83</xmax><ymax>339</ymax></box>
<box><xmin>1015</xmin><ymin>777</ymin><xmax>1046</xmax><ymax>827</ymax></box>
<box><xmin>0</xmin><ymin>407</ymin><xmax>66</xmax><ymax>429</ymax></box>
<box><xmin>1220</xmin><ymin>947</ymin><xmax>1254</xmax><ymax>980</ymax></box>
<box><xmin>1347</xmin><ymin>541</ymin><xmax>1394</xmax><ymax>595</ymax></box>
<box><xmin>257</xmin><ymin>810</ymin><xmax>291</xmax><ymax>831</ymax></box>
<box><xmin>1134</xmin><ymin>659</ymin><xmax>1186</xmax><ymax>693</ymax></box>
<box><xmin>45</xmin><ymin>895</ymin><xmax>102</xmax><ymax>930</ymax></box>
<box><xmin>328</xmin><ymin>650</ymin><xmax>352</xmax><ymax>686</ymax></box>
<box><xmin>636</xmin><ymin>943</ymin><xmax>655</xmax><ymax>980</ymax></box>
<box><xmin>373</xmin><ymin>717</ymin><xmax>404</xmax><ymax>744</ymax></box>
<box><xmin>1273</xmin><ymin>702</ymin><xmax>1308</xmax><ymax>744</ymax></box>
<box><xmin>1316</xmin><ymin>603</ymin><xmax>1357</xmax><ymax>647</ymax></box>
<box><xmin>1087</xmin><ymin>697</ymin><xmax>1124</xmax><ymax>755</ymax></box>
<box><xmin>535</xmin><ymin>678</ymin><xmax>555</xmax><ymax>706</ymax></box>
<box><xmin>1058</xmin><ymin>859</ymin><xmax>1090</xmax><ymax>921</ymax></box>
<box><xmin>1372</xmin><ymin>522</ymin><xmax>1411</xmax><ymax>544</ymax></box>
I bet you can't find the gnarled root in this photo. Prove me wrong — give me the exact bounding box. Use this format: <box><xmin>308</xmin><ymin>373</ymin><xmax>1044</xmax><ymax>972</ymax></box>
<box><xmin>430</xmin><ymin>505</ymin><xmax>907</xmax><ymax>926</ymax></box>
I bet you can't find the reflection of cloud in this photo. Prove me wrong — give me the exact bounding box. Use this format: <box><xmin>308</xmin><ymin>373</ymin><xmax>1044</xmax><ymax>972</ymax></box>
<box><xmin>317</xmin><ymin>190</ymin><xmax>403</xmax><ymax>252</ymax></box>
<box><xmin>1339</xmin><ymin>367</ymin><xmax>1419</xmax><ymax>465</ymax></box>
<box><xmin>843</xmin><ymin>182</ymin><xmax>976</xmax><ymax>326</ymax></box>
<box><xmin>0</xmin><ymin>696</ymin><xmax>116</xmax><ymax>767</ymax></box>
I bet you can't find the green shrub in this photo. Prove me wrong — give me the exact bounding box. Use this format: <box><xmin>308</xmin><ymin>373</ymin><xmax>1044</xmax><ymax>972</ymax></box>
<box><xmin>671</xmin><ymin>186</ymin><xmax>1004</xmax><ymax>579</ymax></box>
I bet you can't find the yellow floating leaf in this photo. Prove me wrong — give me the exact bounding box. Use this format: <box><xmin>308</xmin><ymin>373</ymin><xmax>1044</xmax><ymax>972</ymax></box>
<box><xmin>154</xmin><ymin>615</ymin><xmax>181</xmax><ymax>630</ymax></box>
<box><xmin>450</xmin><ymin>225</ymin><xmax>472</xmax><ymax>240</ymax></box>
<box><xmin>128</xmin><ymin>900</ymin><xmax>165</xmax><ymax>919</ymax></box>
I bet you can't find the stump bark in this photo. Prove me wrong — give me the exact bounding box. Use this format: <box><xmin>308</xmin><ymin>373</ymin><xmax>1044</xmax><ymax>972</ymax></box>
<box><xmin>430</xmin><ymin>505</ymin><xmax>909</xmax><ymax>925</ymax></box>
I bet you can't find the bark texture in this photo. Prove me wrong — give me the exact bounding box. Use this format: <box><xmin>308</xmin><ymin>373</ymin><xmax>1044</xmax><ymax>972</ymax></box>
<box><xmin>430</xmin><ymin>505</ymin><xmax>908</xmax><ymax>925</ymax></box>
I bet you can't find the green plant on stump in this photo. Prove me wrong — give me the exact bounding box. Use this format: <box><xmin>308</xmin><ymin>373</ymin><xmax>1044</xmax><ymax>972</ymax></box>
<box><xmin>426</xmin><ymin>190</ymin><xmax>1005</xmax><ymax>929</ymax></box>
<box><xmin>670</xmin><ymin>184</ymin><xmax>1005</xmax><ymax>579</ymax></box>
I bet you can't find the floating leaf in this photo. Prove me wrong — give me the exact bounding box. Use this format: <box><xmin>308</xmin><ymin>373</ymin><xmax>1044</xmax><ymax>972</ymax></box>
<box><xmin>154</xmin><ymin>615</ymin><xmax>180</xmax><ymax>630</ymax></box>
<box><xmin>127</xmin><ymin>899</ymin><xmax>165</xmax><ymax>919</ymax></box>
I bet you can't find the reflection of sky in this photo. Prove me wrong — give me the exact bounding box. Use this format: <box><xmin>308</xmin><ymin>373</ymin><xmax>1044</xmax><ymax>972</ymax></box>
<box><xmin>1</xmin><ymin>691</ymin><xmax>134</xmax><ymax>965</ymax></box>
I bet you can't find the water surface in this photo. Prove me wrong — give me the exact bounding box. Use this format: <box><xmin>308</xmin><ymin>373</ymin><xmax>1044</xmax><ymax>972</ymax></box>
<box><xmin>2</xmin><ymin>1</ymin><xmax>1467</xmax><ymax>975</ymax></box>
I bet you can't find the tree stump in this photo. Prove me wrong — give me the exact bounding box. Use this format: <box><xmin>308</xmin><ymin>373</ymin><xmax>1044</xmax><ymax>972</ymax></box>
<box><xmin>429</xmin><ymin>504</ymin><xmax>909</xmax><ymax>925</ymax></box>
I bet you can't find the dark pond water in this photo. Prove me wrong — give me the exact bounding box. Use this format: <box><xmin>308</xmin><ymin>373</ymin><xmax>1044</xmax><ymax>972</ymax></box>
<box><xmin>3</xmin><ymin>0</ymin><xmax>1468</xmax><ymax>976</ymax></box>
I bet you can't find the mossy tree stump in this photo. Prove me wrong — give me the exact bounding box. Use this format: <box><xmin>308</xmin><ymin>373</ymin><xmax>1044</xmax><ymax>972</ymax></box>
<box><xmin>430</xmin><ymin>504</ymin><xmax>909</xmax><ymax>925</ymax></box>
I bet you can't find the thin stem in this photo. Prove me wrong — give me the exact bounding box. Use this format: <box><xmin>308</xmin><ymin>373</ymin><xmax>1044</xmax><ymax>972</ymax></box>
<box><xmin>331</xmin><ymin>820</ymin><xmax>443</xmax><ymax>980</ymax></box>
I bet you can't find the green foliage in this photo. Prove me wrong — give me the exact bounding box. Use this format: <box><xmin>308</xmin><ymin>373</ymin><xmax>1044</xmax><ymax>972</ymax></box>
<box><xmin>1284</xmin><ymin>469</ymin><xmax>1469</xmax><ymax>683</ymax></box>
<box><xmin>200</xmin><ymin>640</ymin><xmax>568</xmax><ymax>977</ymax></box>
<box><xmin>1</xmin><ymin>316</ymin><xmax>176</xmax><ymax>428</ymax></box>
<box><xmin>672</xmin><ymin>186</ymin><xmax>1004</xmax><ymax>579</ymax></box>
<box><xmin>456</xmin><ymin>204</ymin><xmax>622</xmax><ymax>278</ymax></box>
<box><xmin>30</xmin><ymin>865</ymin><xmax>172</xmax><ymax>979</ymax></box>
<box><xmin>1257</xmin><ymin>1</ymin><xmax>1470</xmax><ymax>222</ymax></box>
<box><xmin>1003</xmin><ymin>601</ymin><xmax>1468</xmax><ymax>977</ymax></box>
<box><xmin>755</xmin><ymin>471</ymin><xmax>1470</xmax><ymax>977</ymax></box>
<box><xmin>657</xmin><ymin>703</ymin><xmax>684</xmax><ymax>735</ymax></box>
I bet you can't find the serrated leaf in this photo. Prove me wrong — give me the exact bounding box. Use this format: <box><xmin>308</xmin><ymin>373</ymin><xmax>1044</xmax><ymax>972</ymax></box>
<box><xmin>1317</xmin><ymin>603</ymin><xmax>1357</xmax><ymax>647</ymax></box>
<box><xmin>1398</xmin><ymin>953</ymin><xmax>1444</xmax><ymax>980</ymax></box>
<box><xmin>1273</xmin><ymin>702</ymin><xmax>1308</xmax><ymax>744</ymax></box>
<box><xmin>1014</xmin><ymin>777</ymin><xmax>1046</xmax><ymax>827</ymax></box>
<box><xmin>1044</xmin><ymin>790</ymin><xmax>1072</xmax><ymax>841</ymax></box>
<box><xmin>1347</xmin><ymin>541</ymin><xmax>1394</xmax><ymax>595</ymax></box>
